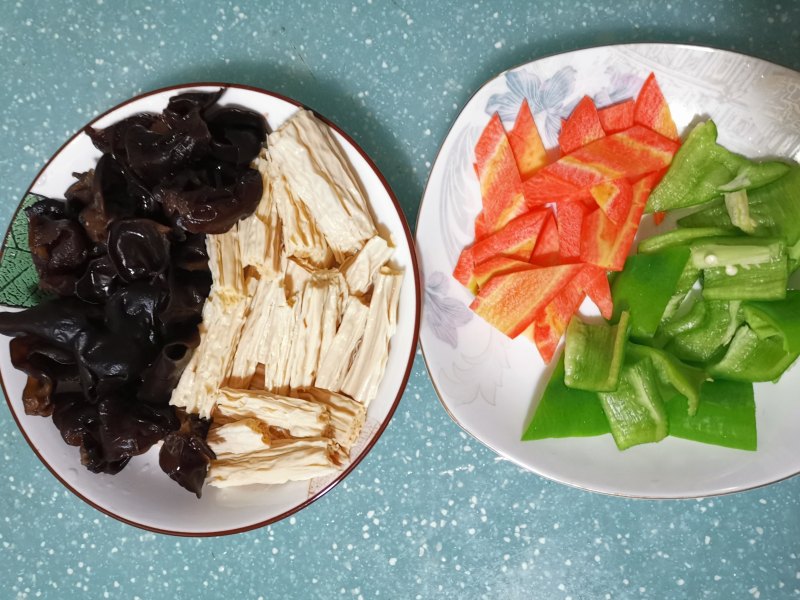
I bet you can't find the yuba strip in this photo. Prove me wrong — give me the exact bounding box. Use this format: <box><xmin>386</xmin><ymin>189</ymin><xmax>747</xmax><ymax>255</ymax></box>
<box><xmin>558</xmin><ymin>96</ymin><xmax>606</xmax><ymax>154</ymax></box>
<box><xmin>634</xmin><ymin>73</ymin><xmax>679</xmax><ymax>141</ymax></box>
<box><xmin>473</xmin><ymin>113</ymin><xmax>527</xmax><ymax>236</ymax></box>
<box><xmin>470</xmin><ymin>263</ymin><xmax>583</xmax><ymax>338</ymax></box>
<box><xmin>508</xmin><ymin>99</ymin><xmax>547</xmax><ymax>179</ymax></box>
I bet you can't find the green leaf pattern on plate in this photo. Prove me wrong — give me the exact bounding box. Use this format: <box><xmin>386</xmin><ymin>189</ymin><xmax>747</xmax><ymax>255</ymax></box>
<box><xmin>0</xmin><ymin>193</ymin><xmax>51</xmax><ymax>308</ymax></box>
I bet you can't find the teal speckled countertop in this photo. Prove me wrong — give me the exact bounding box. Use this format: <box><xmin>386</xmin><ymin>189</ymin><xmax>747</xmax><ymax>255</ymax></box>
<box><xmin>2</xmin><ymin>1</ymin><xmax>800</xmax><ymax>598</ymax></box>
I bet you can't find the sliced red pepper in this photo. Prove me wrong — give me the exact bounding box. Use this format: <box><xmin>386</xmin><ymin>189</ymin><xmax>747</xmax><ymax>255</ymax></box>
<box><xmin>580</xmin><ymin>171</ymin><xmax>656</xmax><ymax>271</ymax></box>
<box><xmin>542</xmin><ymin>125</ymin><xmax>679</xmax><ymax>189</ymax></box>
<box><xmin>474</xmin><ymin>210</ymin><xmax>488</xmax><ymax>240</ymax></box>
<box><xmin>470</xmin><ymin>263</ymin><xmax>583</xmax><ymax>338</ymax></box>
<box><xmin>521</xmin><ymin>170</ymin><xmax>580</xmax><ymax>207</ymax></box>
<box><xmin>454</xmin><ymin>209</ymin><xmax>548</xmax><ymax>287</ymax></box>
<box><xmin>584</xmin><ymin>266</ymin><xmax>613</xmax><ymax>319</ymax></box>
<box><xmin>530</xmin><ymin>210</ymin><xmax>560</xmax><ymax>266</ymax></box>
<box><xmin>528</xmin><ymin>264</ymin><xmax>608</xmax><ymax>362</ymax></box>
<box><xmin>471</xmin><ymin>209</ymin><xmax>547</xmax><ymax>264</ymax></box>
<box><xmin>559</xmin><ymin>96</ymin><xmax>606</xmax><ymax>154</ymax></box>
<box><xmin>469</xmin><ymin>256</ymin><xmax>534</xmax><ymax>294</ymax></box>
<box><xmin>532</xmin><ymin>290</ymin><xmax>587</xmax><ymax>362</ymax></box>
<box><xmin>474</xmin><ymin>114</ymin><xmax>526</xmax><ymax>236</ymax></box>
<box><xmin>634</xmin><ymin>73</ymin><xmax>679</xmax><ymax>141</ymax></box>
<box><xmin>508</xmin><ymin>99</ymin><xmax>547</xmax><ymax>179</ymax></box>
<box><xmin>453</xmin><ymin>246</ymin><xmax>474</xmax><ymax>286</ymax></box>
<box><xmin>556</xmin><ymin>201</ymin><xmax>588</xmax><ymax>261</ymax></box>
<box><xmin>589</xmin><ymin>178</ymin><xmax>633</xmax><ymax>226</ymax></box>
<box><xmin>653</xmin><ymin>211</ymin><xmax>667</xmax><ymax>225</ymax></box>
<box><xmin>598</xmin><ymin>99</ymin><xmax>635</xmax><ymax>134</ymax></box>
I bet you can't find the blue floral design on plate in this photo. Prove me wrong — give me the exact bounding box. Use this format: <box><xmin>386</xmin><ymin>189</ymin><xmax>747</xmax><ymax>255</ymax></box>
<box><xmin>486</xmin><ymin>66</ymin><xmax>577</xmax><ymax>144</ymax></box>
<box><xmin>424</xmin><ymin>271</ymin><xmax>472</xmax><ymax>348</ymax></box>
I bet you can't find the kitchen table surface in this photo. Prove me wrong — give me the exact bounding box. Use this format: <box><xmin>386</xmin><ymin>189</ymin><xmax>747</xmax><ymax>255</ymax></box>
<box><xmin>1</xmin><ymin>1</ymin><xmax>799</xmax><ymax>598</ymax></box>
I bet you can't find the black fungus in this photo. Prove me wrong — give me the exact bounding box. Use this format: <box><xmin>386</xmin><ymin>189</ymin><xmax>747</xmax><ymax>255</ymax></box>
<box><xmin>159</xmin><ymin>409</ymin><xmax>215</xmax><ymax>498</ymax></box>
<box><xmin>0</xmin><ymin>88</ymin><xmax>267</xmax><ymax>496</ymax></box>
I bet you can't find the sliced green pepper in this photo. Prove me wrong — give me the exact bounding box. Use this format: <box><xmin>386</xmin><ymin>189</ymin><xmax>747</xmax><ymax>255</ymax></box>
<box><xmin>522</xmin><ymin>355</ymin><xmax>610</xmax><ymax>440</ymax></box>
<box><xmin>663</xmin><ymin>300</ymin><xmax>742</xmax><ymax>364</ymax></box>
<box><xmin>637</xmin><ymin>227</ymin><xmax>740</xmax><ymax>255</ymax></box>
<box><xmin>702</xmin><ymin>256</ymin><xmax>788</xmax><ymax>301</ymax></box>
<box><xmin>564</xmin><ymin>312</ymin><xmax>629</xmax><ymax>392</ymax></box>
<box><xmin>661</xmin><ymin>262</ymin><xmax>701</xmax><ymax>323</ymax></box>
<box><xmin>708</xmin><ymin>325</ymin><xmax>799</xmax><ymax>382</ymax></box>
<box><xmin>646</xmin><ymin>120</ymin><xmax>789</xmax><ymax>213</ymax></box>
<box><xmin>598</xmin><ymin>357</ymin><xmax>668</xmax><ymax>450</ymax></box>
<box><xmin>665</xmin><ymin>380</ymin><xmax>756</xmax><ymax>451</ymax></box>
<box><xmin>677</xmin><ymin>199</ymin><xmax>733</xmax><ymax>230</ymax></box>
<box><xmin>611</xmin><ymin>247</ymin><xmax>690</xmax><ymax>340</ymax></box>
<box><xmin>742</xmin><ymin>291</ymin><xmax>800</xmax><ymax>353</ymax></box>
<box><xmin>688</xmin><ymin>236</ymin><xmax>784</xmax><ymax>270</ymax></box>
<box><xmin>626</xmin><ymin>342</ymin><xmax>706</xmax><ymax>416</ymax></box>
<box><xmin>678</xmin><ymin>167</ymin><xmax>800</xmax><ymax>245</ymax></box>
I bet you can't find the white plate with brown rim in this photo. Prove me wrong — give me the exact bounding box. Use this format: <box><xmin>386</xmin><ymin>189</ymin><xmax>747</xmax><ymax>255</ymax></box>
<box><xmin>0</xmin><ymin>83</ymin><xmax>421</xmax><ymax>535</ymax></box>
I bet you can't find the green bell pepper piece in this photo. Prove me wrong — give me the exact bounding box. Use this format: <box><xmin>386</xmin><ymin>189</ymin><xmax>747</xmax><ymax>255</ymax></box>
<box><xmin>611</xmin><ymin>247</ymin><xmax>690</xmax><ymax>340</ymax></box>
<box><xmin>598</xmin><ymin>357</ymin><xmax>668</xmax><ymax>450</ymax></box>
<box><xmin>677</xmin><ymin>199</ymin><xmax>733</xmax><ymax>229</ymax></box>
<box><xmin>688</xmin><ymin>236</ymin><xmax>785</xmax><ymax>270</ymax></box>
<box><xmin>742</xmin><ymin>291</ymin><xmax>800</xmax><ymax>353</ymax></box>
<box><xmin>663</xmin><ymin>300</ymin><xmax>742</xmax><ymax>364</ymax></box>
<box><xmin>522</xmin><ymin>355</ymin><xmax>611</xmax><ymax>440</ymax></box>
<box><xmin>665</xmin><ymin>380</ymin><xmax>756</xmax><ymax>451</ymax></box>
<box><xmin>708</xmin><ymin>325</ymin><xmax>799</xmax><ymax>382</ymax></box>
<box><xmin>564</xmin><ymin>312</ymin><xmax>629</xmax><ymax>392</ymax></box>
<box><xmin>678</xmin><ymin>167</ymin><xmax>800</xmax><ymax>245</ymax></box>
<box><xmin>702</xmin><ymin>256</ymin><xmax>788</xmax><ymax>301</ymax></box>
<box><xmin>626</xmin><ymin>343</ymin><xmax>706</xmax><ymax>416</ymax></box>
<box><xmin>637</xmin><ymin>227</ymin><xmax>740</xmax><ymax>255</ymax></box>
<box><xmin>647</xmin><ymin>120</ymin><xmax>790</xmax><ymax>213</ymax></box>
<box><xmin>661</xmin><ymin>262</ymin><xmax>702</xmax><ymax>323</ymax></box>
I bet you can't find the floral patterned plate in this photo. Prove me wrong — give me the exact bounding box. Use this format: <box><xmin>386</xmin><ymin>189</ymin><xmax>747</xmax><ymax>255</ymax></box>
<box><xmin>416</xmin><ymin>44</ymin><xmax>800</xmax><ymax>498</ymax></box>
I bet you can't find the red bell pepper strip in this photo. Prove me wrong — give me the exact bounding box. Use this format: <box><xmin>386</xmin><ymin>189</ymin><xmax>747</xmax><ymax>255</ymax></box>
<box><xmin>527</xmin><ymin>264</ymin><xmax>611</xmax><ymax>362</ymax></box>
<box><xmin>470</xmin><ymin>263</ymin><xmax>583</xmax><ymax>339</ymax></box>
<box><xmin>474</xmin><ymin>114</ymin><xmax>527</xmax><ymax>236</ymax></box>
<box><xmin>634</xmin><ymin>73</ymin><xmax>679</xmax><ymax>141</ymax></box>
<box><xmin>453</xmin><ymin>246</ymin><xmax>474</xmax><ymax>286</ymax></box>
<box><xmin>534</xmin><ymin>126</ymin><xmax>680</xmax><ymax>190</ymax></box>
<box><xmin>598</xmin><ymin>99</ymin><xmax>635</xmax><ymax>134</ymax></box>
<box><xmin>469</xmin><ymin>256</ymin><xmax>534</xmax><ymax>294</ymax></box>
<box><xmin>508</xmin><ymin>99</ymin><xmax>548</xmax><ymax>179</ymax></box>
<box><xmin>530</xmin><ymin>210</ymin><xmax>560</xmax><ymax>266</ymax></box>
<box><xmin>584</xmin><ymin>266</ymin><xmax>613</xmax><ymax>319</ymax></box>
<box><xmin>589</xmin><ymin>178</ymin><xmax>633</xmax><ymax>226</ymax></box>
<box><xmin>521</xmin><ymin>170</ymin><xmax>580</xmax><ymax>207</ymax></box>
<box><xmin>580</xmin><ymin>171</ymin><xmax>658</xmax><ymax>271</ymax></box>
<box><xmin>559</xmin><ymin>96</ymin><xmax>606</xmax><ymax>154</ymax></box>
<box><xmin>653</xmin><ymin>211</ymin><xmax>667</xmax><ymax>225</ymax></box>
<box><xmin>556</xmin><ymin>201</ymin><xmax>588</xmax><ymax>261</ymax></box>
<box><xmin>453</xmin><ymin>209</ymin><xmax>548</xmax><ymax>287</ymax></box>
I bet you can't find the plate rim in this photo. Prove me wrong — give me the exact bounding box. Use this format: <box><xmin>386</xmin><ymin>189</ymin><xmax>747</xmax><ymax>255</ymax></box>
<box><xmin>415</xmin><ymin>41</ymin><xmax>800</xmax><ymax>499</ymax></box>
<box><xmin>0</xmin><ymin>81</ymin><xmax>422</xmax><ymax>536</ymax></box>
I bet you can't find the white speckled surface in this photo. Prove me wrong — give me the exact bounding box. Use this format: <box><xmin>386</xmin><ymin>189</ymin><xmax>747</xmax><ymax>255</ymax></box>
<box><xmin>1</xmin><ymin>1</ymin><xmax>800</xmax><ymax>598</ymax></box>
